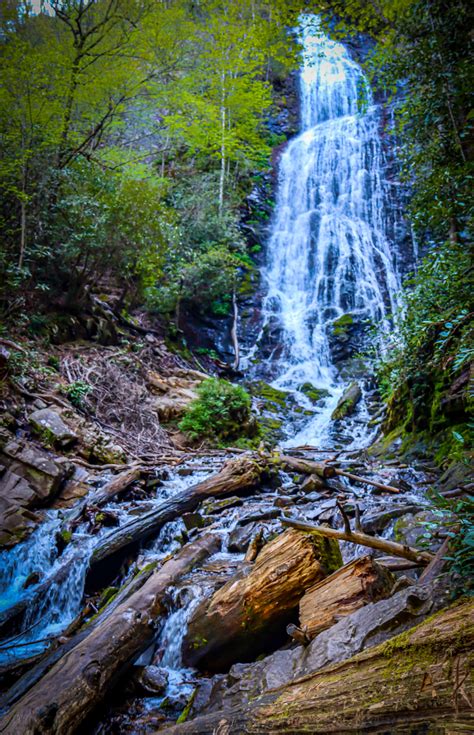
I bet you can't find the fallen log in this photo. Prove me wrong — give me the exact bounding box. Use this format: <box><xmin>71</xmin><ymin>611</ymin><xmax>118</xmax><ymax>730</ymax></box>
<box><xmin>375</xmin><ymin>556</ymin><xmax>422</xmax><ymax>571</ymax></box>
<box><xmin>0</xmin><ymin>534</ymin><xmax>220</xmax><ymax>735</ymax></box>
<box><xmin>299</xmin><ymin>555</ymin><xmax>395</xmax><ymax>639</ymax></box>
<box><xmin>161</xmin><ymin>599</ymin><xmax>474</xmax><ymax>734</ymax></box>
<box><xmin>334</xmin><ymin>468</ymin><xmax>400</xmax><ymax>494</ymax></box>
<box><xmin>277</xmin><ymin>454</ymin><xmax>336</xmax><ymax>479</ymax></box>
<box><xmin>182</xmin><ymin>528</ymin><xmax>342</xmax><ymax>672</ymax></box>
<box><xmin>0</xmin><ymin>561</ymin><xmax>158</xmax><ymax>710</ymax></box>
<box><xmin>87</xmin><ymin>455</ymin><xmax>265</xmax><ymax>588</ymax></box>
<box><xmin>281</xmin><ymin>517</ymin><xmax>434</xmax><ymax>564</ymax></box>
<box><xmin>63</xmin><ymin>465</ymin><xmax>142</xmax><ymax>528</ymax></box>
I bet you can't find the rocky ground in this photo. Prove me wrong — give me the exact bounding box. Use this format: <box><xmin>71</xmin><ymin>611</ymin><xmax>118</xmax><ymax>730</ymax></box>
<box><xmin>0</xmin><ymin>326</ymin><xmax>472</xmax><ymax>734</ymax></box>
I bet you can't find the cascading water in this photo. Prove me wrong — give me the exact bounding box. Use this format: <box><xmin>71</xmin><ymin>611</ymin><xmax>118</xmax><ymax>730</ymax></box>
<box><xmin>254</xmin><ymin>17</ymin><xmax>401</xmax><ymax>447</ymax></box>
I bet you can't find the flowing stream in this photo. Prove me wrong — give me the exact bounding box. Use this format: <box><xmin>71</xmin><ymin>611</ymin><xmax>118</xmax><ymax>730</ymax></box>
<box><xmin>252</xmin><ymin>17</ymin><xmax>401</xmax><ymax>448</ymax></box>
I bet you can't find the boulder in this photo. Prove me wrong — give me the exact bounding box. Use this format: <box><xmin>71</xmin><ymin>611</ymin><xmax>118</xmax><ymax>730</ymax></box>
<box><xmin>1</xmin><ymin>439</ymin><xmax>72</xmax><ymax>501</ymax></box>
<box><xmin>147</xmin><ymin>369</ymin><xmax>206</xmax><ymax>422</ymax></box>
<box><xmin>331</xmin><ymin>381</ymin><xmax>362</xmax><ymax>420</ymax></box>
<box><xmin>0</xmin><ymin>466</ymin><xmax>40</xmax><ymax>547</ymax></box>
<box><xmin>135</xmin><ymin>665</ymin><xmax>169</xmax><ymax>695</ymax></box>
<box><xmin>29</xmin><ymin>407</ymin><xmax>78</xmax><ymax>448</ymax></box>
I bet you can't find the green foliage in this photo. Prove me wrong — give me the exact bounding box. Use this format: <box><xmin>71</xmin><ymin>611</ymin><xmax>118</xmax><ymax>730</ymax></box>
<box><xmin>178</xmin><ymin>378</ymin><xmax>254</xmax><ymax>444</ymax></box>
<box><xmin>63</xmin><ymin>380</ymin><xmax>92</xmax><ymax>408</ymax></box>
<box><xmin>421</xmin><ymin>492</ymin><xmax>474</xmax><ymax>597</ymax></box>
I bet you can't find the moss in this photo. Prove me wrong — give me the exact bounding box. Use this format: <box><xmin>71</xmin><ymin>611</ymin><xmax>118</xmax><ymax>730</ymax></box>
<box><xmin>59</xmin><ymin>529</ymin><xmax>72</xmax><ymax>545</ymax></box>
<box><xmin>249</xmin><ymin>381</ymin><xmax>290</xmax><ymax>411</ymax></box>
<box><xmin>298</xmin><ymin>382</ymin><xmax>330</xmax><ymax>405</ymax></box>
<box><xmin>176</xmin><ymin>688</ymin><xmax>198</xmax><ymax>724</ymax></box>
<box><xmin>332</xmin><ymin>313</ymin><xmax>354</xmax><ymax>337</ymax></box>
<box><xmin>309</xmin><ymin>533</ymin><xmax>343</xmax><ymax>574</ymax></box>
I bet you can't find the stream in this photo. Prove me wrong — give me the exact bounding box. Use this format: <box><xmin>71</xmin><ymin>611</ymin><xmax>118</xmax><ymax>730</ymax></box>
<box><xmin>0</xmin><ymin>16</ymin><xmax>434</xmax><ymax>733</ymax></box>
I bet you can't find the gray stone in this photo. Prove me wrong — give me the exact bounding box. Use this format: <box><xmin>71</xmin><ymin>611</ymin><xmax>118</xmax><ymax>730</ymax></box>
<box><xmin>29</xmin><ymin>407</ymin><xmax>78</xmax><ymax>447</ymax></box>
<box><xmin>135</xmin><ymin>665</ymin><xmax>169</xmax><ymax>695</ymax></box>
<box><xmin>227</xmin><ymin>523</ymin><xmax>257</xmax><ymax>553</ymax></box>
<box><xmin>1</xmin><ymin>439</ymin><xmax>72</xmax><ymax>500</ymax></box>
<box><xmin>0</xmin><ymin>466</ymin><xmax>41</xmax><ymax>547</ymax></box>
<box><xmin>362</xmin><ymin>504</ymin><xmax>425</xmax><ymax>535</ymax></box>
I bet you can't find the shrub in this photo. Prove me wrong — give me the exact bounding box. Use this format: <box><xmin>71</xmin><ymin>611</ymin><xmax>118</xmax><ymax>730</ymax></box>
<box><xmin>178</xmin><ymin>378</ymin><xmax>254</xmax><ymax>444</ymax></box>
<box><xmin>419</xmin><ymin>492</ymin><xmax>474</xmax><ymax>597</ymax></box>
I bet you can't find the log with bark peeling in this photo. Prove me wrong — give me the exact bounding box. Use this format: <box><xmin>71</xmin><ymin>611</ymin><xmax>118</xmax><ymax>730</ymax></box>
<box><xmin>0</xmin><ymin>534</ymin><xmax>220</xmax><ymax>735</ymax></box>
<box><xmin>282</xmin><ymin>517</ymin><xmax>434</xmax><ymax>564</ymax></box>
<box><xmin>161</xmin><ymin>599</ymin><xmax>474</xmax><ymax>734</ymax></box>
<box><xmin>87</xmin><ymin>455</ymin><xmax>265</xmax><ymax>588</ymax></box>
<box><xmin>182</xmin><ymin>528</ymin><xmax>342</xmax><ymax>672</ymax></box>
<box><xmin>299</xmin><ymin>555</ymin><xmax>395</xmax><ymax>639</ymax></box>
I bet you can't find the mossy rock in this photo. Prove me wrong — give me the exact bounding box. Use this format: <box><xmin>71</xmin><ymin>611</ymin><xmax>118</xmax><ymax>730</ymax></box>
<box><xmin>249</xmin><ymin>381</ymin><xmax>291</xmax><ymax>411</ymax></box>
<box><xmin>298</xmin><ymin>382</ymin><xmax>330</xmax><ymax>405</ymax></box>
<box><xmin>331</xmin><ymin>382</ymin><xmax>362</xmax><ymax>421</ymax></box>
<box><xmin>331</xmin><ymin>313</ymin><xmax>354</xmax><ymax>337</ymax></box>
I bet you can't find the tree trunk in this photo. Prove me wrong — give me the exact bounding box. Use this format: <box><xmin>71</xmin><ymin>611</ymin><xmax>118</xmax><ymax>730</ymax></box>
<box><xmin>182</xmin><ymin>528</ymin><xmax>342</xmax><ymax>672</ymax></box>
<box><xmin>299</xmin><ymin>555</ymin><xmax>395</xmax><ymax>639</ymax></box>
<box><xmin>87</xmin><ymin>455</ymin><xmax>266</xmax><ymax>589</ymax></box>
<box><xmin>0</xmin><ymin>535</ymin><xmax>220</xmax><ymax>735</ymax></box>
<box><xmin>162</xmin><ymin>599</ymin><xmax>474</xmax><ymax>734</ymax></box>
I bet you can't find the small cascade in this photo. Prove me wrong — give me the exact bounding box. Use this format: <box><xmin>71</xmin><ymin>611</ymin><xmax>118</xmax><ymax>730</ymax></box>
<box><xmin>251</xmin><ymin>16</ymin><xmax>401</xmax><ymax>448</ymax></box>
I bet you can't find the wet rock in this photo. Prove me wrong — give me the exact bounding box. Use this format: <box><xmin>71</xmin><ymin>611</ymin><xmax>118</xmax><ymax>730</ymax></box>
<box><xmin>298</xmin><ymin>383</ymin><xmax>330</xmax><ymax>405</ymax></box>
<box><xmin>182</xmin><ymin>512</ymin><xmax>205</xmax><ymax>531</ymax></box>
<box><xmin>202</xmin><ymin>496</ymin><xmax>243</xmax><ymax>515</ymax></box>
<box><xmin>135</xmin><ymin>665</ymin><xmax>169</xmax><ymax>695</ymax></box>
<box><xmin>23</xmin><ymin>571</ymin><xmax>41</xmax><ymax>589</ymax></box>
<box><xmin>29</xmin><ymin>407</ymin><xmax>78</xmax><ymax>448</ymax></box>
<box><xmin>362</xmin><ymin>504</ymin><xmax>425</xmax><ymax>535</ymax></box>
<box><xmin>394</xmin><ymin>510</ymin><xmax>442</xmax><ymax>551</ymax></box>
<box><xmin>300</xmin><ymin>474</ymin><xmax>325</xmax><ymax>492</ymax></box>
<box><xmin>227</xmin><ymin>522</ymin><xmax>257</xmax><ymax>553</ymax></box>
<box><xmin>331</xmin><ymin>381</ymin><xmax>362</xmax><ymax>420</ymax></box>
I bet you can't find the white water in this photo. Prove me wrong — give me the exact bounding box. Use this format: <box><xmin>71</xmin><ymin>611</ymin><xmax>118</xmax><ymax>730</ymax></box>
<box><xmin>256</xmin><ymin>17</ymin><xmax>401</xmax><ymax>447</ymax></box>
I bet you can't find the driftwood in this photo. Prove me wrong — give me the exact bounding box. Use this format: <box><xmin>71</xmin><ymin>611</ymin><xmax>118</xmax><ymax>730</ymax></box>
<box><xmin>162</xmin><ymin>599</ymin><xmax>474</xmax><ymax>734</ymax></box>
<box><xmin>182</xmin><ymin>528</ymin><xmax>342</xmax><ymax>672</ymax></box>
<box><xmin>281</xmin><ymin>517</ymin><xmax>434</xmax><ymax>565</ymax></box>
<box><xmin>0</xmin><ymin>534</ymin><xmax>220</xmax><ymax>735</ymax></box>
<box><xmin>334</xmin><ymin>468</ymin><xmax>400</xmax><ymax>494</ymax></box>
<box><xmin>299</xmin><ymin>555</ymin><xmax>395</xmax><ymax>639</ymax></box>
<box><xmin>87</xmin><ymin>455</ymin><xmax>265</xmax><ymax>588</ymax></box>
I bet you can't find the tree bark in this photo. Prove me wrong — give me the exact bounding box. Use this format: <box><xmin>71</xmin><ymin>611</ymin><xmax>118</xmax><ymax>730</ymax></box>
<box><xmin>87</xmin><ymin>455</ymin><xmax>266</xmax><ymax>588</ymax></box>
<box><xmin>161</xmin><ymin>599</ymin><xmax>474</xmax><ymax>734</ymax></box>
<box><xmin>0</xmin><ymin>534</ymin><xmax>220</xmax><ymax>735</ymax></box>
<box><xmin>299</xmin><ymin>555</ymin><xmax>395</xmax><ymax>639</ymax></box>
<box><xmin>277</xmin><ymin>454</ymin><xmax>336</xmax><ymax>479</ymax></box>
<box><xmin>182</xmin><ymin>528</ymin><xmax>342</xmax><ymax>672</ymax></box>
<box><xmin>282</xmin><ymin>517</ymin><xmax>434</xmax><ymax>565</ymax></box>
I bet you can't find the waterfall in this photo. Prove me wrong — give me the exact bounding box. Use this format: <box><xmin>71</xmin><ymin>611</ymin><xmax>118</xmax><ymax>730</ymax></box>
<box><xmin>254</xmin><ymin>17</ymin><xmax>400</xmax><ymax>447</ymax></box>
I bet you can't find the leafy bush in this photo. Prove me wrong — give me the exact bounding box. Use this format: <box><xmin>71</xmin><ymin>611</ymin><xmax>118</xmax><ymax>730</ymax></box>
<box><xmin>178</xmin><ymin>378</ymin><xmax>254</xmax><ymax>443</ymax></box>
<box><xmin>420</xmin><ymin>492</ymin><xmax>474</xmax><ymax>597</ymax></box>
<box><xmin>63</xmin><ymin>380</ymin><xmax>92</xmax><ymax>408</ymax></box>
